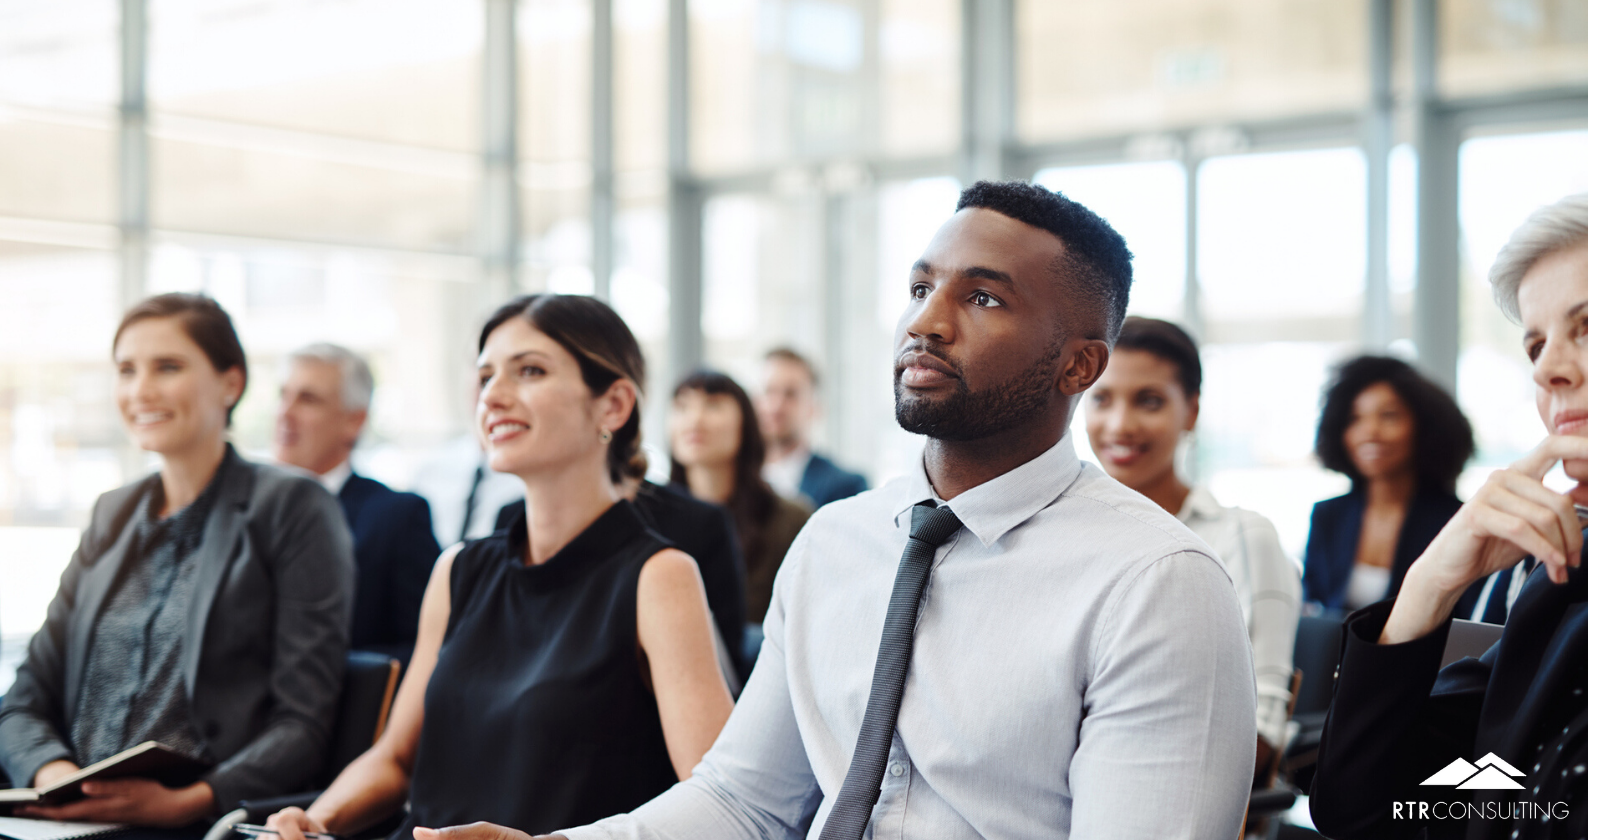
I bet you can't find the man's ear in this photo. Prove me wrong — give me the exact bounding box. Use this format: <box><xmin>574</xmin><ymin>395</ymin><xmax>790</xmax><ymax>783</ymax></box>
<box><xmin>343</xmin><ymin>407</ymin><xmax>369</xmax><ymax>449</ymax></box>
<box><xmin>1058</xmin><ymin>339</ymin><xmax>1111</xmax><ymax>397</ymax></box>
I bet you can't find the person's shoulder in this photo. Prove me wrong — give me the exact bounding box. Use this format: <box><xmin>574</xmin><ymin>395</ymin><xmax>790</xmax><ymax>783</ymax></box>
<box><xmin>1311</xmin><ymin>490</ymin><xmax>1359</xmax><ymax>514</ymax></box>
<box><xmin>774</xmin><ymin>492</ymin><xmax>812</xmax><ymax>524</ymax></box>
<box><xmin>350</xmin><ymin>473</ymin><xmax>431</xmax><ymax>513</ymax></box>
<box><xmin>1209</xmin><ymin>498</ymin><xmax>1283</xmax><ymax>541</ymax></box>
<box><xmin>802</xmin><ymin>474</ymin><xmax>902</xmax><ymax>522</ymax></box>
<box><xmin>242</xmin><ymin>456</ymin><xmax>319</xmax><ymax>497</ymax></box>
<box><xmin>808</xmin><ymin>452</ymin><xmax>868</xmax><ymax>487</ymax></box>
<box><xmin>236</xmin><ymin>454</ymin><xmax>338</xmax><ymax>521</ymax></box>
<box><xmin>81</xmin><ymin>473</ymin><xmax>161</xmax><ymax>550</ymax></box>
<box><xmin>88</xmin><ymin>473</ymin><xmax>155</xmax><ymax>522</ymax></box>
<box><xmin>641</xmin><ymin>480</ymin><xmax>720</xmax><ymax>519</ymax></box>
<box><xmin>1060</xmin><ymin>465</ymin><xmax>1212</xmax><ymax>551</ymax></box>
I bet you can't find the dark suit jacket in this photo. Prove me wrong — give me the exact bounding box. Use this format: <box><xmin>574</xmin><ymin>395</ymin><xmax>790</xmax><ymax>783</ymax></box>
<box><xmin>797</xmin><ymin>452</ymin><xmax>868</xmax><ymax>510</ymax></box>
<box><xmin>1310</xmin><ymin>543</ymin><xmax>1586</xmax><ymax>839</ymax></box>
<box><xmin>339</xmin><ymin>474</ymin><xmax>440</xmax><ymax>666</ymax></box>
<box><xmin>1303</xmin><ymin>487</ymin><xmax>1461</xmax><ymax>612</ymax></box>
<box><xmin>0</xmin><ymin>446</ymin><xmax>355</xmax><ymax>811</ymax></box>
<box><xmin>495</xmin><ymin>482</ymin><xmax>746</xmax><ymax>667</ymax></box>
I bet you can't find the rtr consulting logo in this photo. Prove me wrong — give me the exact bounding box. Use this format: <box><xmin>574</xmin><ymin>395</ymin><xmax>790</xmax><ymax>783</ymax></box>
<box><xmin>1420</xmin><ymin>752</ymin><xmax>1525</xmax><ymax>790</ymax></box>
<box><xmin>1392</xmin><ymin>752</ymin><xmax>1569</xmax><ymax>824</ymax></box>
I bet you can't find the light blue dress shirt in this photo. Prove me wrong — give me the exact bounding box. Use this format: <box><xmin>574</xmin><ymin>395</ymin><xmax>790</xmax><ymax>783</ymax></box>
<box><xmin>562</xmin><ymin>433</ymin><xmax>1256</xmax><ymax>839</ymax></box>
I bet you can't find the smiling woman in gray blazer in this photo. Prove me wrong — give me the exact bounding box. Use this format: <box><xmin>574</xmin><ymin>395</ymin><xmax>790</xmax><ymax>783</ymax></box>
<box><xmin>0</xmin><ymin>293</ymin><xmax>354</xmax><ymax>829</ymax></box>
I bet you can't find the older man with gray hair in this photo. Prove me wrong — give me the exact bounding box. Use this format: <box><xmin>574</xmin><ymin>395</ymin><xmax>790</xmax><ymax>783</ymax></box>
<box><xmin>276</xmin><ymin>343</ymin><xmax>440</xmax><ymax>665</ymax></box>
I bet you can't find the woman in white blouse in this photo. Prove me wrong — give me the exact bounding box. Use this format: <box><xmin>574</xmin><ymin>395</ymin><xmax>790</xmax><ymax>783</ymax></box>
<box><xmin>1085</xmin><ymin>316</ymin><xmax>1301</xmax><ymax>773</ymax></box>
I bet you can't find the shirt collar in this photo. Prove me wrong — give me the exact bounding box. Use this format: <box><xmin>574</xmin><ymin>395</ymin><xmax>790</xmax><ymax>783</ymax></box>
<box><xmin>1177</xmin><ymin>486</ymin><xmax>1223</xmax><ymax>523</ymax></box>
<box><xmin>318</xmin><ymin>459</ymin><xmax>353</xmax><ymax>495</ymax></box>
<box><xmin>894</xmin><ymin>433</ymin><xmax>1083</xmax><ymax>548</ymax></box>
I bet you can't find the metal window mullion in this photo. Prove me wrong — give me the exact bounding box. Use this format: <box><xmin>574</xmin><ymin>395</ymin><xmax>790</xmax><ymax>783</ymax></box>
<box><xmin>1411</xmin><ymin>0</ymin><xmax>1460</xmax><ymax>393</ymax></box>
<box><xmin>959</xmin><ymin>0</ymin><xmax>1014</xmax><ymax>185</ymax></box>
<box><xmin>666</xmin><ymin>0</ymin><xmax>702</xmax><ymax>386</ymax></box>
<box><xmin>1362</xmin><ymin>0</ymin><xmax>1394</xmax><ymax>350</ymax></box>
<box><xmin>591</xmin><ymin>0</ymin><xmax>614</xmax><ymax>301</ymax></box>
<box><xmin>119</xmin><ymin>0</ymin><xmax>149</xmax><ymax>311</ymax></box>
<box><xmin>1182</xmin><ymin>151</ymin><xmax>1202</xmax><ymax>341</ymax></box>
<box><xmin>483</xmin><ymin>0</ymin><xmax>520</xmax><ymax>304</ymax></box>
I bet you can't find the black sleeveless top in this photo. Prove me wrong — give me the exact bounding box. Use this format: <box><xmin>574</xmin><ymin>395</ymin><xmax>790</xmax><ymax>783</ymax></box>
<box><xmin>396</xmin><ymin>501</ymin><xmax>680</xmax><ymax>837</ymax></box>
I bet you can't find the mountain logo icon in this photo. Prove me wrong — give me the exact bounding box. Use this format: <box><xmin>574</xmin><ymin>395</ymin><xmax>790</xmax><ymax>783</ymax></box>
<box><xmin>1420</xmin><ymin>753</ymin><xmax>1526</xmax><ymax>790</ymax></box>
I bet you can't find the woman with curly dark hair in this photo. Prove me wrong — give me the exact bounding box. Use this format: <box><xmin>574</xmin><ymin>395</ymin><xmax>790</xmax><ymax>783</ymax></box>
<box><xmin>668</xmin><ymin>371</ymin><xmax>810</xmax><ymax>636</ymax></box>
<box><xmin>1302</xmin><ymin>355</ymin><xmax>1475</xmax><ymax>614</ymax></box>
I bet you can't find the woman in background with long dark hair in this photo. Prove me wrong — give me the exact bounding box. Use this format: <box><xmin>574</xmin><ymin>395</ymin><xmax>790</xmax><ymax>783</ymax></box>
<box><xmin>669</xmin><ymin>370</ymin><xmax>810</xmax><ymax>634</ymax></box>
<box><xmin>1302</xmin><ymin>355</ymin><xmax>1475</xmax><ymax>615</ymax></box>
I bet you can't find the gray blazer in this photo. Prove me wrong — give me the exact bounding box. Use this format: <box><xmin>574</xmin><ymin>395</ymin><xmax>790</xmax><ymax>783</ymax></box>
<box><xmin>0</xmin><ymin>446</ymin><xmax>354</xmax><ymax>811</ymax></box>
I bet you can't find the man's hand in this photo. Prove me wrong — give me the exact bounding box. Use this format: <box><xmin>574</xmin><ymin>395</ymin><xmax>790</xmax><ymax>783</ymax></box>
<box><xmin>16</xmin><ymin>779</ymin><xmax>215</xmax><ymax>828</ymax></box>
<box><xmin>1382</xmin><ymin>434</ymin><xmax>1586</xmax><ymax>644</ymax></box>
<box><xmin>413</xmin><ymin>822</ymin><xmax>567</xmax><ymax>840</ymax></box>
<box><xmin>31</xmin><ymin>760</ymin><xmax>80</xmax><ymax>789</ymax></box>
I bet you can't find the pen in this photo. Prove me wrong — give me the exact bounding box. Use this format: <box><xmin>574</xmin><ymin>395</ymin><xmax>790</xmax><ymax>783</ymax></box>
<box><xmin>233</xmin><ymin>824</ymin><xmax>339</xmax><ymax>840</ymax></box>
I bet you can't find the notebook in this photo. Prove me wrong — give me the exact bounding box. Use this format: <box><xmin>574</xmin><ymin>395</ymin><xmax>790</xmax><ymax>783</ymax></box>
<box><xmin>0</xmin><ymin>817</ymin><xmax>128</xmax><ymax>840</ymax></box>
<box><xmin>1440</xmin><ymin>618</ymin><xmax>1505</xmax><ymax>668</ymax></box>
<box><xmin>0</xmin><ymin>742</ymin><xmax>208</xmax><ymax>806</ymax></box>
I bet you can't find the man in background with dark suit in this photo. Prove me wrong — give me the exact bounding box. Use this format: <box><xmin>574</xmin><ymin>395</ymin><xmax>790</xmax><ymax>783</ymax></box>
<box><xmin>756</xmin><ymin>347</ymin><xmax>869</xmax><ymax>509</ymax></box>
<box><xmin>275</xmin><ymin>343</ymin><xmax>440</xmax><ymax>665</ymax></box>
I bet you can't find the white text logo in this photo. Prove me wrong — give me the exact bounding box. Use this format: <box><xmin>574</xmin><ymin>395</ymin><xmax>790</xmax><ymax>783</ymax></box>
<box><xmin>1419</xmin><ymin>753</ymin><xmax>1526</xmax><ymax>790</ymax></box>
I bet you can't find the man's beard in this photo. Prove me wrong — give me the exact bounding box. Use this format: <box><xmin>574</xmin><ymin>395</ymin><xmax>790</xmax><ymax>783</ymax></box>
<box><xmin>894</xmin><ymin>342</ymin><xmax>1064</xmax><ymax>441</ymax></box>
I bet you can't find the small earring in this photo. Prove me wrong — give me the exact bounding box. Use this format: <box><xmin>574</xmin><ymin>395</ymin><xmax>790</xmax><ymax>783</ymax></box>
<box><xmin>599</xmin><ymin>429</ymin><xmax>613</xmax><ymax>444</ymax></box>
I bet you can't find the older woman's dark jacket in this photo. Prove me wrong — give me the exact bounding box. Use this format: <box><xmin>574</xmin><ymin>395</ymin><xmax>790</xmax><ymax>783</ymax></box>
<box><xmin>1310</xmin><ymin>539</ymin><xmax>1587</xmax><ymax>839</ymax></box>
<box><xmin>0</xmin><ymin>446</ymin><xmax>355</xmax><ymax>811</ymax></box>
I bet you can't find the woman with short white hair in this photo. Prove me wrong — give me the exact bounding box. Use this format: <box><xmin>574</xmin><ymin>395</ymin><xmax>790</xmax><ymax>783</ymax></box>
<box><xmin>1311</xmin><ymin>194</ymin><xmax>1587</xmax><ymax>839</ymax></box>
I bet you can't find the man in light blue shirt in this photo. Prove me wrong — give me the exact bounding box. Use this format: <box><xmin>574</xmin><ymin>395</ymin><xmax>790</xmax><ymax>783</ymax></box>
<box><xmin>414</xmin><ymin>182</ymin><xmax>1256</xmax><ymax>839</ymax></box>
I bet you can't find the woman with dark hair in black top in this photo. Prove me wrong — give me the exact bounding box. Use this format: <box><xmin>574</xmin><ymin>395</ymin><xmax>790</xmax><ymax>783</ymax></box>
<box><xmin>267</xmin><ymin>295</ymin><xmax>733</xmax><ymax>839</ymax></box>
<box><xmin>1303</xmin><ymin>355</ymin><xmax>1475</xmax><ymax>614</ymax></box>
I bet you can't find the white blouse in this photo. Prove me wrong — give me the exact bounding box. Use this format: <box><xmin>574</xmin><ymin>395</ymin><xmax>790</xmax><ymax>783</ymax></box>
<box><xmin>1178</xmin><ymin>487</ymin><xmax>1304</xmax><ymax>748</ymax></box>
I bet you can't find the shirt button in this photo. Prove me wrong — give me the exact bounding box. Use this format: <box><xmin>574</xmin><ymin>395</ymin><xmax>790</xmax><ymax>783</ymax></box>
<box><xmin>888</xmin><ymin>761</ymin><xmax>906</xmax><ymax>777</ymax></box>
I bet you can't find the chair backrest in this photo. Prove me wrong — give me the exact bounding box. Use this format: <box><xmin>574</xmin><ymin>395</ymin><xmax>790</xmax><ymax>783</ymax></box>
<box><xmin>1292</xmin><ymin>614</ymin><xmax>1345</xmax><ymax>718</ymax></box>
<box><xmin>319</xmin><ymin>651</ymin><xmax>400</xmax><ymax>786</ymax></box>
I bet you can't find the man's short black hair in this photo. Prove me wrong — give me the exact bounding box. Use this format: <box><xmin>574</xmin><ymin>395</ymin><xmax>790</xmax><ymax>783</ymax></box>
<box><xmin>955</xmin><ymin>180</ymin><xmax>1133</xmax><ymax>343</ymax></box>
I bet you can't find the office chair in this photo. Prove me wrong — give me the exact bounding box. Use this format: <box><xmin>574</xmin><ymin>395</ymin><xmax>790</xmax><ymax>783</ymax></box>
<box><xmin>204</xmin><ymin>651</ymin><xmax>401</xmax><ymax>840</ymax></box>
<box><xmin>1280</xmin><ymin>614</ymin><xmax>1345</xmax><ymax>794</ymax></box>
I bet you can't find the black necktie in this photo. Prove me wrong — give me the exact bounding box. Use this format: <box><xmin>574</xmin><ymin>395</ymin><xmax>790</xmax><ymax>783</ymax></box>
<box><xmin>819</xmin><ymin>502</ymin><xmax>964</xmax><ymax>840</ymax></box>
